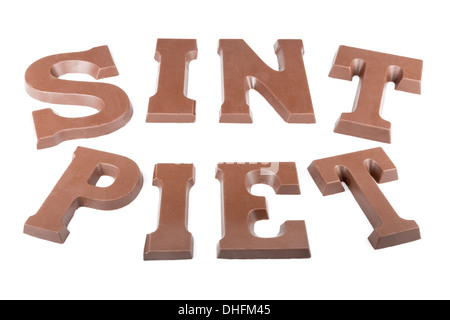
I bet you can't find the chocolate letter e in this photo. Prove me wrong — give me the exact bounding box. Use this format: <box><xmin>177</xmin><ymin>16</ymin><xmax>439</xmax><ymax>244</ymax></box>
<box><xmin>24</xmin><ymin>147</ymin><xmax>143</xmax><ymax>244</ymax></box>
<box><xmin>25</xmin><ymin>46</ymin><xmax>132</xmax><ymax>149</ymax></box>
<box><xmin>216</xmin><ymin>162</ymin><xmax>311</xmax><ymax>259</ymax></box>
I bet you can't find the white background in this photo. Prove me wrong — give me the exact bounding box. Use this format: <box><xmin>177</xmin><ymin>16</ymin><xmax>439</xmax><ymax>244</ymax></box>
<box><xmin>1</xmin><ymin>0</ymin><xmax>448</xmax><ymax>300</ymax></box>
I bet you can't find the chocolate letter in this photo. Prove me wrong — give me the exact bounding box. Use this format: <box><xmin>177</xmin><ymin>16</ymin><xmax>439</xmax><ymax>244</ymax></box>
<box><xmin>144</xmin><ymin>164</ymin><xmax>195</xmax><ymax>260</ymax></box>
<box><xmin>25</xmin><ymin>46</ymin><xmax>132</xmax><ymax>149</ymax></box>
<box><xmin>308</xmin><ymin>148</ymin><xmax>420</xmax><ymax>249</ymax></box>
<box><xmin>329</xmin><ymin>45</ymin><xmax>423</xmax><ymax>143</ymax></box>
<box><xmin>218</xmin><ymin>39</ymin><xmax>315</xmax><ymax>123</ymax></box>
<box><xmin>216</xmin><ymin>162</ymin><xmax>311</xmax><ymax>259</ymax></box>
<box><xmin>24</xmin><ymin>147</ymin><xmax>143</xmax><ymax>244</ymax></box>
<box><xmin>147</xmin><ymin>39</ymin><xmax>198</xmax><ymax>123</ymax></box>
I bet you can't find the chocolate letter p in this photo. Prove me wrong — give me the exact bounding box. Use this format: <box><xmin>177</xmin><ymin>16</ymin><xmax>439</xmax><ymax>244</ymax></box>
<box><xmin>24</xmin><ymin>147</ymin><xmax>143</xmax><ymax>244</ymax></box>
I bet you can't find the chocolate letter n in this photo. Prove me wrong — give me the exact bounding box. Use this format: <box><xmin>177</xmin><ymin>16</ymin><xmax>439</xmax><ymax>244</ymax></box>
<box><xmin>308</xmin><ymin>148</ymin><xmax>420</xmax><ymax>249</ymax></box>
<box><xmin>24</xmin><ymin>147</ymin><xmax>143</xmax><ymax>244</ymax></box>
<box><xmin>216</xmin><ymin>163</ymin><xmax>311</xmax><ymax>259</ymax></box>
<box><xmin>25</xmin><ymin>46</ymin><xmax>132</xmax><ymax>149</ymax></box>
<box><xmin>218</xmin><ymin>39</ymin><xmax>315</xmax><ymax>123</ymax></box>
<box><xmin>329</xmin><ymin>46</ymin><xmax>423</xmax><ymax>143</ymax></box>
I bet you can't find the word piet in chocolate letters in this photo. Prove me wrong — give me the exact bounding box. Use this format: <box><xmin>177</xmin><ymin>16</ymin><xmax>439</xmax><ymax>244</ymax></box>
<box><xmin>23</xmin><ymin>147</ymin><xmax>421</xmax><ymax>259</ymax></box>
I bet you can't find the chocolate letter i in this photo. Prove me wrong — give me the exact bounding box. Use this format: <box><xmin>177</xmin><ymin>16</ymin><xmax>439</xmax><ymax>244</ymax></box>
<box><xmin>144</xmin><ymin>164</ymin><xmax>195</xmax><ymax>260</ymax></box>
<box><xmin>147</xmin><ymin>39</ymin><xmax>198</xmax><ymax>123</ymax></box>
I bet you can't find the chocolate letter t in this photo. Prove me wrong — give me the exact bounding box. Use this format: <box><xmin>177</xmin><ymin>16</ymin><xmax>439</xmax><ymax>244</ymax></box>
<box><xmin>308</xmin><ymin>148</ymin><xmax>420</xmax><ymax>249</ymax></box>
